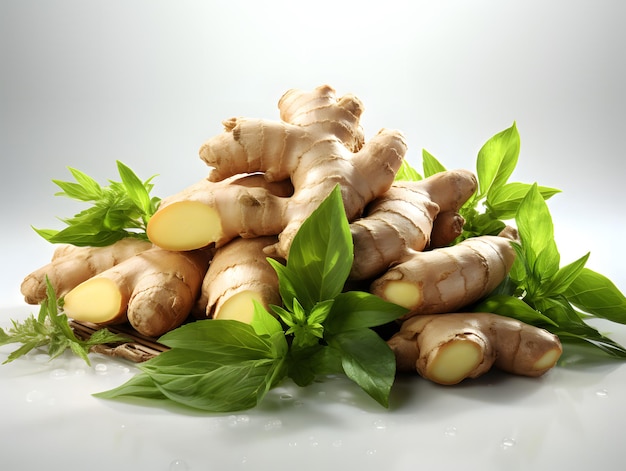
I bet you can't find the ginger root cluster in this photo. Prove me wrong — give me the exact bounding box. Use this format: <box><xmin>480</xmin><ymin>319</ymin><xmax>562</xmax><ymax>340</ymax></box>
<box><xmin>21</xmin><ymin>85</ymin><xmax>562</xmax><ymax>385</ymax></box>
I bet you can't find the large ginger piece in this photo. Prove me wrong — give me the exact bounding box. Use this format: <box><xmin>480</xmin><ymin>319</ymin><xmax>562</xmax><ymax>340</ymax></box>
<box><xmin>62</xmin><ymin>247</ymin><xmax>212</xmax><ymax>337</ymax></box>
<box><xmin>349</xmin><ymin>169</ymin><xmax>477</xmax><ymax>280</ymax></box>
<box><xmin>193</xmin><ymin>236</ymin><xmax>282</xmax><ymax>323</ymax></box>
<box><xmin>388</xmin><ymin>312</ymin><xmax>563</xmax><ymax>384</ymax></box>
<box><xmin>21</xmin><ymin>238</ymin><xmax>153</xmax><ymax>304</ymax></box>
<box><xmin>147</xmin><ymin>85</ymin><xmax>407</xmax><ymax>258</ymax></box>
<box><xmin>370</xmin><ymin>234</ymin><xmax>516</xmax><ymax>320</ymax></box>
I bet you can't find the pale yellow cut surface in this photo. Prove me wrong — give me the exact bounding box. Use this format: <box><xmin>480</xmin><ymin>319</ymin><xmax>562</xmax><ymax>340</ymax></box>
<box><xmin>427</xmin><ymin>339</ymin><xmax>483</xmax><ymax>385</ymax></box>
<box><xmin>383</xmin><ymin>281</ymin><xmax>422</xmax><ymax>310</ymax></box>
<box><xmin>63</xmin><ymin>278</ymin><xmax>122</xmax><ymax>323</ymax></box>
<box><xmin>215</xmin><ymin>291</ymin><xmax>264</xmax><ymax>324</ymax></box>
<box><xmin>147</xmin><ymin>201</ymin><xmax>222</xmax><ymax>251</ymax></box>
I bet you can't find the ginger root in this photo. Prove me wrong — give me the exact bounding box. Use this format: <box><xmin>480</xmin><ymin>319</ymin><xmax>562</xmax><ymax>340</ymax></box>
<box><xmin>21</xmin><ymin>238</ymin><xmax>153</xmax><ymax>304</ymax></box>
<box><xmin>148</xmin><ymin>84</ymin><xmax>407</xmax><ymax>258</ymax></box>
<box><xmin>63</xmin><ymin>247</ymin><xmax>212</xmax><ymax>337</ymax></box>
<box><xmin>370</xmin><ymin>233</ymin><xmax>516</xmax><ymax>320</ymax></box>
<box><xmin>349</xmin><ymin>169</ymin><xmax>477</xmax><ymax>280</ymax></box>
<box><xmin>387</xmin><ymin>312</ymin><xmax>563</xmax><ymax>384</ymax></box>
<box><xmin>193</xmin><ymin>236</ymin><xmax>282</xmax><ymax>323</ymax></box>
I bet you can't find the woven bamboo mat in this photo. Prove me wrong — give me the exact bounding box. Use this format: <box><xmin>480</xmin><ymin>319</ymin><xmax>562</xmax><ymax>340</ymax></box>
<box><xmin>70</xmin><ymin>320</ymin><xmax>168</xmax><ymax>363</ymax></box>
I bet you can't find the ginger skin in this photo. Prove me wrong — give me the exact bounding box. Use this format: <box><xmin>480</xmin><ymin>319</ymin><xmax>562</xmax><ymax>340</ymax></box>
<box><xmin>21</xmin><ymin>238</ymin><xmax>153</xmax><ymax>304</ymax></box>
<box><xmin>370</xmin><ymin>234</ymin><xmax>516</xmax><ymax>320</ymax></box>
<box><xmin>349</xmin><ymin>169</ymin><xmax>477</xmax><ymax>280</ymax></box>
<box><xmin>63</xmin><ymin>247</ymin><xmax>212</xmax><ymax>337</ymax></box>
<box><xmin>193</xmin><ymin>236</ymin><xmax>282</xmax><ymax>323</ymax></box>
<box><xmin>387</xmin><ymin>312</ymin><xmax>563</xmax><ymax>385</ymax></box>
<box><xmin>149</xmin><ymin>85</ymin><xmax>407</xmax><ymax>258</ymax></box>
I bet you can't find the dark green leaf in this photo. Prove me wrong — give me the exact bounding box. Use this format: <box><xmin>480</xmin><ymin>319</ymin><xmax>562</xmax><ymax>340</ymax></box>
<box><xmin>324</xmin><ymin>291</ymin><xmax>407</xmax><ymax>334</ymax></box>
<box><xmin>473</xmin><ymin>294</ymin><xmax>557</xmax><ymax>327</ymax></box>
<box><xmin>327</xmin><ymin>329</ymin><xmax>396</xmax><ymax>408</ymax></box>
<box><xmin>282</xmin><ymin>185</ymin><xmax>353</xmax><ymax>309</ymax></box>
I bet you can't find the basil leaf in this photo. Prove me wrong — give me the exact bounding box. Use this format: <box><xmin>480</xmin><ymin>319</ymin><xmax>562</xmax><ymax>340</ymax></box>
<box><xmin>539</xmin><ymin>252</ymin><xmax>590</xmax><ymax>298</ymax></box>
<box><xmin>327</xmin><ymin>329</ymin><xmax>396</xmax><ymax>408</ymax></box>
<box><xmin>143</xmin><ymin>350</ymin><xmax>282</xmax><ymax>412</ymax></box>
<box><xmin>476</xmin><ymin>122</ymin><xmax>520</xmax><ymax>199</ymax></box>
<box><xmin>564</xmin><ymin>268</ymin><xmax>626</xmax><ymax>324</ymax></box>
<box><xmin>474</xmin><ymin>294</ymin><xmax>557</xmax><ymax>327</ymax></box>
<box><xmin>487</xmin><ymin>182</ymin><xmax>560</xmax><ymax>220</ymax></box>
<box><xmin>394</xmin><ymin>159</ymin><xmax>422</xmax><ymax>181</ymax></box>
<box><xmin>280</xmin><ymin>185</ymin><xmax>353</xmax><ymax>310</ymax></box>
<box><xmin>93</xmin><ymin>372</ymin><xmax>168</xmax><ymax>401</ymax></box>
<box><xmin>158</xmin><ymin>319</ymin><xmax>275</xmax><ymax>360</ymax></box>
<box><xmin>117</xmin><ymin>160</ymin><xmax>153</xmax><ymax>217</ymax></box>
<box><xmin>287</xmin><ymin>344</ymin><xmax>343</xmax><ymax>387</ymax></box>
<box><xmin>324</xmin><ymin>291</ymin><xmax>407</xmax><ymax>334</ymax></box>
<box><xmin>422</xmin><ymin>149</ymin><xmax>446</xmax><ymax>177</ymax></box>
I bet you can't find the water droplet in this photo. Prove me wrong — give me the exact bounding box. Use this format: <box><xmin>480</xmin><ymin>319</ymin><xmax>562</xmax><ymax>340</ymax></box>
<box><xmin>596</xmin><ymin>388</ymin><xmax>608</xmax><ymax>398</ymax></box>
<box><xmin>50</xmin><ymin>368</ymin><xmax>67</xmax><ymax>379</ymax></box>
<box><xmin>444</xmin><ymin>426</ymin><xmax>457</xmax><ymax>437</ymax></box>
<box><xmin>236</xmin><ymin>414</ymin><xmax>250</xmax><ymax>425</ymax></box>
<box><xmin>264</xmin><ymin>419</ymin><xmax>283</xmax><ymax>431</ymax></box>
<box><xmin>373</xmin><ymin>419</ymin><xmax>387</xmax><ymax>430</ymax></box>
<box><xmin>25</xmin><ymin>390</ymin><xmax>45</xmax><ymax>403</ymax></box>
<box><xmin>501</xmin><ymin>438</ymin><xmax>516</xmax><ymax>450</ymax></box>
<box><xmin>366</xmin><ymin>449</ymin><xmax>377</xmax><ymax>456</ymax></box>
<box><xmin>332</xmin><ymin>439</ymin><xmax>343</xmax><ymax>448</ymax></box>
<box><xmin>288</xmin><ymin>441</ymin><xmax>298</xmax><ymax>448</ymax></box>
<box><xmin>94</xmin><ymin>363</ymin><xmax>108</xmax><ymax>374</ymax></box>
<box><xmin>169</xmin><ymin>459</ymin><xmax>189</xmax><ymax>471</ymax></box>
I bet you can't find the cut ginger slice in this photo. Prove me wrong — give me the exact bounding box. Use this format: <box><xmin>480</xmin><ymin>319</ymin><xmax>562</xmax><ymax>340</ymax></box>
<box><xmin>147</xmin><ymin>201</ymin><xmax>222</xmax><ymax>251</ymax></box>
<box><xmin>63</xmin><ymin>278</ymin><xmax>124</xmax><ymax>324</ymax></box>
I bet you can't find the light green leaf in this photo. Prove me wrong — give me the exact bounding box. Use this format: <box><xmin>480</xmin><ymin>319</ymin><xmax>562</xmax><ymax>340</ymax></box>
<box><xmin>539</xmin><ymin>252</ymin><xmax>590</xmax><ymax>297</ymax></box>
<box><xmin>422</xmin><ymin>149</ymin><xmax>447</xmax><ymax>177</ymax></box>
<box><xmin>487</xmin><ymin>182</ymin><xmax>561</xmax><ymax>220</ymax></box>
<box><xmin>394</xmin><ymin>159</ymin><xmax>422</xmax><ymax>181</ymax></box>
<box><xmin>565</xmin><ymin>268</ymin><xmax>626</xmax><ymax>324</ymax></box>
<box><xmin>117</xmin><ymin>160</ymin><xmax>153</xmax><ymax>215</ymax></box>
<box><xmin>476</xmin><ymin>122</ymin><xmax>520</xmax><ymax>199</ymax></box>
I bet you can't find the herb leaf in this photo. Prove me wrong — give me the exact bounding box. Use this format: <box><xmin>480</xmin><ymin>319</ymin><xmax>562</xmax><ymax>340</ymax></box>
<box><xmin>0</xmin><ymin>278</ymin><xmax>129</xmax><ymax>365</ymax></box>
<box><xmin>33</xmin><ymin>161</ymin><xmax>160</xmax><ymax>247</ymax></box>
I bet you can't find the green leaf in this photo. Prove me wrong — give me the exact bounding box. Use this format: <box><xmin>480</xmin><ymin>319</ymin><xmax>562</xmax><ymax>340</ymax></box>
<box><xmin>327</xmin><ymin>329</ymin><xmax>396</xmax><ymax>408</ymax></box>
<box><xmin>158</xmin><ymin>319</ymin><xmax>276</xmax><ymax>360</ymax></box>
<box><xmin>142</xmin><ymin>349</ymin><xmax>283</xmax><ymax>412</ymax></box>
<box><xmin>473</xmin><ymin>294</ymin><xmax>557</xmax><ymax>327</ymax></box>
<box><xmin>422</xmin><ymin>149</ymin><xmax>447</xmax><ymax>177</ymax></box>
<box><xmin>324</xmin><ymin>291</ymin><xmax>407</xmax><ymax>334</ymax></box>
<box><xmin>516</xmin><ymin>183</ymin><xmax>560</xmax><ymax>281</ymax></box>
<box><xmin>539</xmin><ymin>252</ymin><xmax>590</xmax><ymax>298</ymax></box>
<box><xmin>394</xmin><ymin>159</ymin><xmax>422</xmax><ymax>181</ymax></box>
<box><xmin>249</xmin><ymin>301</ymin><xmax>284</xmax><ymax>338</ymax></box>
<box><xmin>280</xmin><ymin>185</ymin><xmax>353</xmax><ymax>310</ymax></box>
<box><xmin>94</xmin><ymin>372</ymin><xmax>169</xmax><ymax>401</ymax></box>
<box><xmin>117</xmin><ymin>160</ymin><xmax>153</xmax><ymax>216</ymax></box>
<box><xmin>287</xmin><ymin>344</ymin><xmax>343</xmax><ymax>387</ymax></box>
<box><xmin>487</xmin><ymin>182</ymin><xmax>561</xmax><ymax>220</ymax></box>
<box><xmin>476</xmin><ymin>122</ymin><xmax>520</xmax><ymax>199</ymax></box>
<box><xmin>564</xmin><ymin>268</ymin><xmax>626</xmax><ymax>324</ymax></box>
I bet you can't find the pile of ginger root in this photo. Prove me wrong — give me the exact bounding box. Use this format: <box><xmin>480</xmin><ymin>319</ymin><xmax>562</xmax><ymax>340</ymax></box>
<box><xmin>20</xmin><ymin>85</ymin><xmax>562</xmax><ymax>386</ymax></box>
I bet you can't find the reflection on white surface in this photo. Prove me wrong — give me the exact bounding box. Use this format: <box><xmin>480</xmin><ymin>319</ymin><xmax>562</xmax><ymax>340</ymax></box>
<box><xmin>2</xmin><ymin>306</ymin><xmax>626</xmax><ymax>470</ymax></box>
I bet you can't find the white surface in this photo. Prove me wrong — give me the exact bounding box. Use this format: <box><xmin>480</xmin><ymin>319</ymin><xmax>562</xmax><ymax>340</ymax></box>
<box><xmin>1</xmin><ymin>1</ymin><xmax>625</xmax><ymax>470</ymax></box>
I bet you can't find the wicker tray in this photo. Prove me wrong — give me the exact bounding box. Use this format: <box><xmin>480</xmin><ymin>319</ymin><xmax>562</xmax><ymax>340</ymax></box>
<box><xmin>70</xmin><ymin>320</ymin><xmax>168</xmax><ymax>363</ymax></box>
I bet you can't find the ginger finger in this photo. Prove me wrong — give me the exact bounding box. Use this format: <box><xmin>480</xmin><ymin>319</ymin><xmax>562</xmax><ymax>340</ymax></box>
<box><xmin>349</xmin><ymin>169</ymin><xmax>477</xmax><ymax>280</ymax></box>
<box><xmin>194</xmin><ymin>84</ymin><xmax>407</xmax><ymax>259</ymax></box>
<box><xmin>194</xmin><ymin>236</ymin><xmax>281</xmax><ymax>323</ymax></box>
<box><xmin>146</xmin><ymin>174</ymin><xmax>293</xmax><ymax>251</ymax></box>
<box><xmin>387</xmin><ymin>312</ymin><xmax>563</xmax><ymax>384</ymax></box>
<box><xmin>428</xmin><ymin>211</ymin><xmax>465</xmax><ymax>249</ymax></box>
<box><xmin>370</xmin><ymin>234</ymin><xmax>515</xmax><ymax>320</ymax></box>
<box><xmin>21</xmin><ymin>238</ymin><xmax>153</xmax><ymax>304</ymax></box>
<box><xmin>63</xmin><ymin>247</ymin><xmax>212</xmax><ymax>337</ymax></box>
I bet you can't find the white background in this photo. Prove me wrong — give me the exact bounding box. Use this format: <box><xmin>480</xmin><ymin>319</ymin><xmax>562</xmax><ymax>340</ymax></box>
<box><xmin>1</xmin><ymin>1</ymin><xmax>625</xmax><ymax>470</ymax></box>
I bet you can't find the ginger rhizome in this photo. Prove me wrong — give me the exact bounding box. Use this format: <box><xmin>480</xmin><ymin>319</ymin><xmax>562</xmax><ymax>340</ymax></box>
<box><xmin>62</xmin><ymin>247</ymin><xmax>212</xmax><ymax>337</ymax></box>
<box><xmin>387</xmin><ymin>312</ymin><xmax>563</xmax><ymax>385</ymax></box>
<box><xmin>21</xmin><ymin>238</ymin><xmax>153</xmax><ymax>304</ymax></box>
<box><xmin>147</xmin><ymin>84</ymin><xmax>407</xmax><ymax>258</ymax></box>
